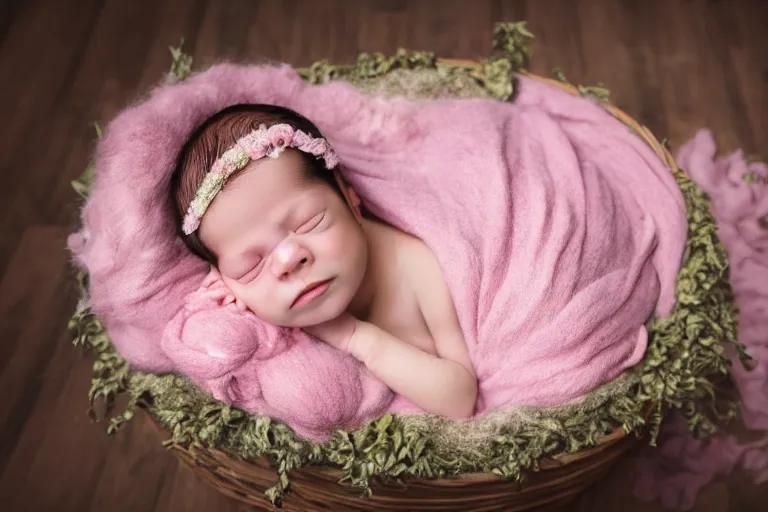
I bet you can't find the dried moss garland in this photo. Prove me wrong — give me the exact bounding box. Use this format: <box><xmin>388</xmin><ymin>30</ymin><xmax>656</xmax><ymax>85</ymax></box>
<box><xmin>68</xmin><ymin>22</ymin><xmax>748</xmax><ymax>506</ymax></box>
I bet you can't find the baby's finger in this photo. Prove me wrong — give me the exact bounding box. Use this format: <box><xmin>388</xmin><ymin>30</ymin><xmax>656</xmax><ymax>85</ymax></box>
<box><xmin>203</xmin><ymin>277</ymin><xmax>224</xmax><ymax>290</ymax></box>
<box><xmin>201</xmin><ymin>290</ymin><xmax>228</xmax><ymax>303</ymax></box>
<box><xmin>204</xmin><ymin>280</ymin><xmax>229</xmax><ymax>293</ymax></box>
<box><xmin>205</xmin><ymin>283</ymin><xmax>228</xmax><ymax>294</ymax></box>
<box><xmin>200</xmin><ymin>285</ymin><xmax>225</xmax><ymax>296</ymax></box>
<box><xmin>202</xmin><ymin>268</ymin><xmax>224</xmax><ymax>287</ymax></box>
<box><xmin>235</xmin><ymin>298</ymin><xmax>247</xmax><ymax>312</ymax></box>
<box><xmin>201</xmin><ymin>274</ymin><xmax>216</xmax><ymax>288</ymax></box>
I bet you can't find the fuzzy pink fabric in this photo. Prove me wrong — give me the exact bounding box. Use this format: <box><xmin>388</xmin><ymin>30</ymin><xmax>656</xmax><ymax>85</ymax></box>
<box><xmin>160</xmin><ymin>290</ymin><xmax>392</xmax><ymax>440</ymax></box>
<box><xmin>68</xmin><ymin>63</ymin><xmax>687</xmax><ymax>439</ymax></box>
<box><xmin>631</xmin><ymin>130</ymin><xmax>768</xmax><ymax>510</ymax></box>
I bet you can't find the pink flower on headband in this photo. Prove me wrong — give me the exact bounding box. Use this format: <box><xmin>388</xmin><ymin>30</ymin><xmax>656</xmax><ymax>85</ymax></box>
<box><xmin>268</xmin><ymin>124</ymin><xmax>295</xmax><ymax>148</ymax></box>
<box><xmin>246</xmin><ymin>146</ymin><xmax>268</xmax><ymax>160</ymax></box>
<box><xmin>240</xmin><ymin>129</ymin><xmax>270</xmax><ymax>159</ymax></box>
<box><xmin>299</xmin><ymin>138</ymin><xmax>328</xmax><ymax>156</ymax></box>
<box><xmin>211</xmin><ymin>159</ymin><xmax>227</xmax><ymax>174</ymax></box>
<box><xmin>292</xmin><ymin>130</ymin><xmax>312</xmax><ymax>147</ymax></box>
<box><xmin>325</xmin><ymin>150</ymin><xmax>340</xmax><ymax>168</ymax></box>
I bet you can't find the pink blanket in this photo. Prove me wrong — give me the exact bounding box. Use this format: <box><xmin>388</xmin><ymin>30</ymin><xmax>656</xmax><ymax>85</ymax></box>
<box><xmin>631</xmin><ymin>130</ymin><xmax>768</xmax><ymax>510</ymax></box>
<box><xmin>68</xmin><ymin>63</ymin><xmax>687</xmax><ymax>440</ymax></box>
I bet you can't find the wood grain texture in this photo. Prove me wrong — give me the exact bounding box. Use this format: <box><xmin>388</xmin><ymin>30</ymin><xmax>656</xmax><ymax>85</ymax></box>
<box><xmin>1</xmin><ymin>0</ymin><xmax>766</xmax><ymax>510</ymax></box>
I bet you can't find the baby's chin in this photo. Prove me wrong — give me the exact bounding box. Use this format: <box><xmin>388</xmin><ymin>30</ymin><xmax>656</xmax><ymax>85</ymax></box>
<box><xmin>298</xmin><ymin>296</ymin><xmax>351</xmax><ymax>327</ymax></box>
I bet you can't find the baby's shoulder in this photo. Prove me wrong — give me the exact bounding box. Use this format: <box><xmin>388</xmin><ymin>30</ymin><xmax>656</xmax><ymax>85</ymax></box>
<box><xmin>395</xmin><ymin>231</ymin><xmax>470</xmax><ymax>367</ymax></box>
<box><xmin>394</xmin><ymin>232</ymin><xmax>446</xmax><ymax>298</ymax></box>
<box><xmin>371</xmin><ymin>221</ymin><xmax>448</xmax><ymax>303</ymax></box>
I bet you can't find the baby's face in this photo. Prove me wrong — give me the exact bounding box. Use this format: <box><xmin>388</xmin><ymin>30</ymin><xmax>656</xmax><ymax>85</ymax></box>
<box><xmin>199</xmin><ymin>150</ymin><xmax>368</xmax><ymax>327</ymax></box>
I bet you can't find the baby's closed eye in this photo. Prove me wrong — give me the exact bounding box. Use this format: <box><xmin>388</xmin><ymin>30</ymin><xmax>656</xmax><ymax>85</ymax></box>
<box><xmin>236</xmin><ymin>259</ymin><xmax>265</xmax><ymax>283</ymax></box>
<box><xmin>294</xmin><ymin>212</ymin><xmax>326</xmax><ymax>234</ymax></box>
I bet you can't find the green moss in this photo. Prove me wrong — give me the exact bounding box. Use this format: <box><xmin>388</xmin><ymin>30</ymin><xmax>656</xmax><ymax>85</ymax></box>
<box><xmin>68</xmin><ymin>22</ymin><xmax>748</xmax><ymax>506</ymax></box>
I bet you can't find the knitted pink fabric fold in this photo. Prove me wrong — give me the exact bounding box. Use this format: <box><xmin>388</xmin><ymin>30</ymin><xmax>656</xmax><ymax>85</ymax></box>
<box><xmin>68</xmin><ymin>63</ymin><xmax>687</xmax><ymax>439</ymax></box>
<box><xmin>158</xmin><ymin>287</ymin><xmax>393</xmax><ymax>440</ymax></box>
<box><xmin>631</xmin><ymin>130</ymin><xmax>768</xmax><ymax>510</ymax></box>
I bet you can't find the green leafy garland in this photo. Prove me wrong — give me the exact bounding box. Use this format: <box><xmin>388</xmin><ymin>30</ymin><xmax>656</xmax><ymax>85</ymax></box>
<box><xmin>68</xmin><ymin>22</ymin><xmax>748</xmax><ymax>506</ymax></box>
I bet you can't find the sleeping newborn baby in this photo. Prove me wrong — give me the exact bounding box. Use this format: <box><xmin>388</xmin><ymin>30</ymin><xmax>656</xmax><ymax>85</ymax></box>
<box><xmin>171</xmin><ymin>104</ymin><xmax>478</xmax><ymax>420</ymax></box>
<box><xmin>73</xmin><ymin>62</ymin><xmax>686</xmax><ymax>441</ymax></box>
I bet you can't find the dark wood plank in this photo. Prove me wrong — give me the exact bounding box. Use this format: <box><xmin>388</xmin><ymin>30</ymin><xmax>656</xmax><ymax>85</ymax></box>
<box><xmin>574</xmin><ymin>0</ymin><xmax>644</xmax><ymax>117</ymax></box>
<box><xmin>1</xmin><ymin>332</ymin><xmax>106</xmax><ymax>512</ymax></box>
<box><xmin>152</xmin><ymin>458</ymin><xmax>253</xmax><ymax>512</ymax></box>
<box><xmin>0</xmin><ymin>227</ymin><xmax>72</xmax><ymax>463</ymax></box>
<box><xmin>86</xmin><ymin>413</ymin><xmax>177</xmax><ymax>512</ymax></box>
<box><xmin>0</xmin><ymin>227</ymin><xmax>100</xmax><ymax>511</ymax></box>
<box><xmin>728</xmin><ymin>0</ymin><xmax>768</xmax><ymax>157</ymax></box>
<box><xmin>2</xmin><ymin>0</ymin><xmax>767</xmax><ymax>510</ymax></box>
<box><xmin>0</xmin><ymin>0</ymin><xmax>28</xmax><ymax>45</ymax></box>
<box><xmin>50</xmin><ymin>0</ymin><xmax>210</xmax><ymax>227</ymax></box>
<box><xmin>0</xmin><ymin>0</ymin><xmax>104</xmax><ymax>277</ymax></box>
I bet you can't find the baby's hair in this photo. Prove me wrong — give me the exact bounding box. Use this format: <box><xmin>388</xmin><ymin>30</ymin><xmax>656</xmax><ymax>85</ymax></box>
<box><xmin>170</xmin><ymin>104</ymin><xmax>344</xmax><ymax>264</ymax></box>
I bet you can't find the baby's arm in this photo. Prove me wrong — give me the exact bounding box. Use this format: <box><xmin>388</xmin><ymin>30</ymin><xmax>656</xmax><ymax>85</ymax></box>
<box><xmin>350</xmin><ymin>241</ymin><xmax>477</xmax><ymax>419</ymax></box>
<box><xmin>348</xmin><ymin>321</ymin><xmax>477</xmax><ymax>419</ymax></box>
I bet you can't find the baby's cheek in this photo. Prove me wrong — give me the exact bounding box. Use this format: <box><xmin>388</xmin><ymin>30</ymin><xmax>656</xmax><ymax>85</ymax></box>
<box><xmin>239</xmin><ymin>284</ymin><xmax>278</xmax><ymax>317</ymax></box>
<box><xmin>312</xmin><ymin>230</ymin><xmax>347</xmax><ymax>262</ymax></box>
<box><xmin>325</xmin><ymin>222</ymin><xmax>364</xmax><ymax>260</ymax></box>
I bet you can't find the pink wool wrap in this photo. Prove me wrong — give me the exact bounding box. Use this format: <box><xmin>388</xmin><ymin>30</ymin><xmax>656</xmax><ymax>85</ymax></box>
<box><xmin>68</xmin><ymin>63</ymin><xmax>687</xmax><ymax>440</ymax></box>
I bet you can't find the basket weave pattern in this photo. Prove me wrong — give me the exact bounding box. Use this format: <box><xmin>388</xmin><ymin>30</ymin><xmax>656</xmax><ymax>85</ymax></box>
<box><xmin>152</xmin><ymin>414</ymin><xmax>635</xmax><ymax>511</ymax></box>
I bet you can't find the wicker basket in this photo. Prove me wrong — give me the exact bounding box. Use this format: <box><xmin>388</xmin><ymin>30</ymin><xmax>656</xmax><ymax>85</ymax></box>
<box><xmin>149</xmin><ymin>412</ymin><xmax>636</xmax><ymax>511</ymax></box>
<box><xmin>140</xmin><ymin>59</ymin><xmax>677</xmax><ymax>512</ymax></box>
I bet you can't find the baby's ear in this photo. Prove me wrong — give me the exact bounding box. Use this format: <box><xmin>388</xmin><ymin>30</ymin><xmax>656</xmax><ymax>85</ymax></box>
<box><xmin>347</xmin><ymin>187</ymin><xmax>363</xmax><ymax>220</ymax></box>
<box><xmin>333</xmin><ymin>170</ymin><xmax>363</xmax><ymax>221</ymax></box>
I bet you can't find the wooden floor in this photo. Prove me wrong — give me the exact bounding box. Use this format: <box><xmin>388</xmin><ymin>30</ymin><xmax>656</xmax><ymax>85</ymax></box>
<box><xmin>1</xmin><ymin>0</ymin><xmax>767</xmax><ymax>510</ymax></box>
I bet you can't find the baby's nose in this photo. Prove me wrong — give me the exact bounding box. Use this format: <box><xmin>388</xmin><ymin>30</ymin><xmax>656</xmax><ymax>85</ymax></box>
<box><xmin>272</xmin><ymin>240</ymin><xmax>309</xmax><ymax>276</ymax></box>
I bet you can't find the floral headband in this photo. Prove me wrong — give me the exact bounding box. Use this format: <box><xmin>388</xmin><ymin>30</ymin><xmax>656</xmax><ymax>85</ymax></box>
<box><xmin>182</xmin><ymin>123</ymin><xmax>340</xmax><ymax>235</ymax></box>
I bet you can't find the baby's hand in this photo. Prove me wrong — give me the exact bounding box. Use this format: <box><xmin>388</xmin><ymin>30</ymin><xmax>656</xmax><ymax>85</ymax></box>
<box><xmin>200</xmin><ymin>267</ymin><xmax>225</xmax><ymax>289</ymax></box>
<box><xmin>199</xmin><ymin>267</ymin><xmax>248</xmax><ymax>313</ymax></box>
<box><xmin>303</xmin><ymin>312</ymin><xmax>359</xmax><ymax>352</ymax></box>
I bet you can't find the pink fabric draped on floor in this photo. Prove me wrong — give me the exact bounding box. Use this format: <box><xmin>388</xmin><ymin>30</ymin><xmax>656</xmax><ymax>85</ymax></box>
<box><xmin>67</xmin><ymin>63</ymin><xmax>687</xmax><ymax>440</ymax></box>
<box><xmin>631</xmin><ymin>130</ymin><xmax>768</xmax><ymax>510</ymax></box>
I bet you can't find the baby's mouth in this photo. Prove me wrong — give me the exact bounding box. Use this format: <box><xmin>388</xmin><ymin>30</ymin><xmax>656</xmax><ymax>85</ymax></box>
<box><xmin>290</xmin><ymin>279</ymin><xmax>334</xmax><ymax>309</ymax></box>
